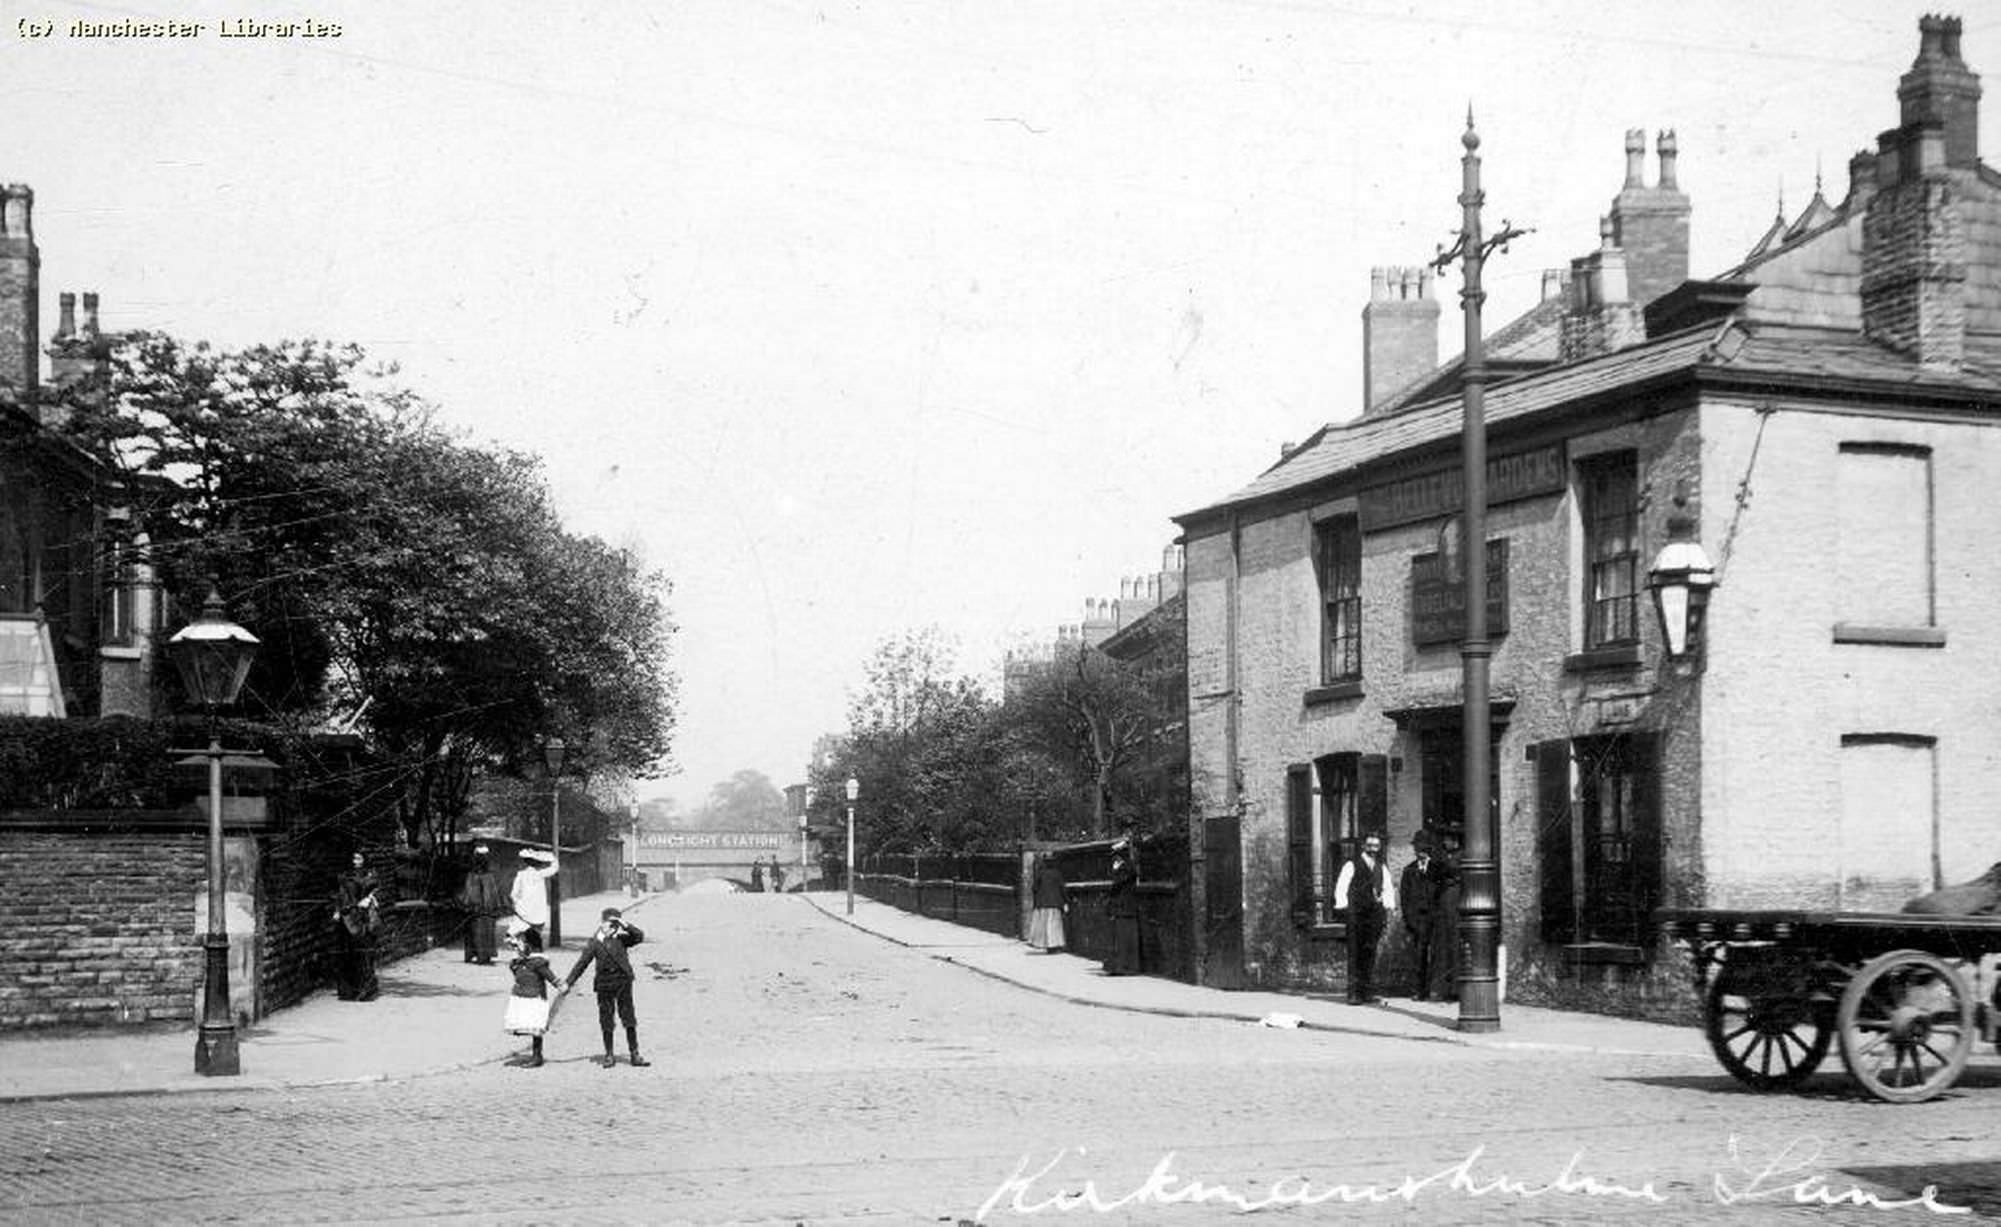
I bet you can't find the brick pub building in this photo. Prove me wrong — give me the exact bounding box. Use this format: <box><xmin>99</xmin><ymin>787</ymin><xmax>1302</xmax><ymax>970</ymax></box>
<box><xmin>1175</xmin><ymin>17</ymin><xmax>2001</xmax><ymax>1016</ymax></box>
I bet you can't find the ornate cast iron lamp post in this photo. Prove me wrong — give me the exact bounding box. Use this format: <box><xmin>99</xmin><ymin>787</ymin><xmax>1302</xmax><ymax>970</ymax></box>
<box><xmin>167</xmin><ymin>585</ymin><xmax>261</xmax><ymax>1076</ymax></box>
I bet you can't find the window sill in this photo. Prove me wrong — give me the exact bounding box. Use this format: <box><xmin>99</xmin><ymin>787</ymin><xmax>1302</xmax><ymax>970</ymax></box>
<box><xmin>1563</xmin><ymin>644</ymin><xmax>1642</xmax><ymax>674</ymax></box>
<box><xmin>1303</xmin><ymin>921</ymin><xmax>1349</xmax><ymax>941</ymax></box>
<box><xmin>1303</xmin><ymin>680</ymin><xmax>1364</xmax><ymax>707</ymax></box>
<box><xmin>98</xmin><ymin>645</ymin><xmax>142</xmax><ymax>660</ymax></box>
<box><xmin>1832</xmin><ymin>624</ymin><xmax>1946</xmax><ymax>648</ymax></box>
<box><xmin>1559</xmin><ymin>942</ymin><xmax>1646</xmax><ymax>967</ymax></box>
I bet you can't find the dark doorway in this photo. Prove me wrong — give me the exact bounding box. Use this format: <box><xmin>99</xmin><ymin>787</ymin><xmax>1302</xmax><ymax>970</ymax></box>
<box><xmin>1202</xmin><ymin>813</ymin><xmax>1244</xmax><ymax>988</ymax></box>
<box><xmin>1417</xmin><ymin>723</ymin><xmax>1500</xmax><ymax>836</ymax></box>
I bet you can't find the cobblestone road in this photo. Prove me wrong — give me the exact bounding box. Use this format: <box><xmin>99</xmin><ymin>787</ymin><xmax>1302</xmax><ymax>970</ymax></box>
<box><xmin>5</xmin><ymin>893</ymin><xmax>2000</xmax><ymax>1225</ymax></box>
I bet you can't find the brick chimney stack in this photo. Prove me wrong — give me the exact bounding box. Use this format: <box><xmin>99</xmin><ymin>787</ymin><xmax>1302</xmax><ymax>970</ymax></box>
<box><xmin>0</xmin><ymin>184</ymin><xmax>40</xmax><ymax>398</ymax></box>
<box><xmin>1561</xmin><ymin>215</ymin><xmax>1645</xmax><ymax>360</ymax></box>
<box><xmin>1608</xmin><ymin>128</ymin><xmax>1691</xmax><ymax>308</ymax></box>
<box><xmin>1863</xmin><ymin>17</ymin><xmax>1978</xmax><ymax>371</ymax></box>
<box><xmin>50</xmin><ymin>291</ymin><xmax>109</xmax><ymax>384</ymax></box>
<box><xmin>48</xmin><ymin>291</ymin><xmax>113</xmax><ymax>428</ymax></box>
<box><xmin>1899</xmin><ymin>14</ymin><xmax>1980</xmax><ymax>168</ymax></box>
<box><xmin>1361</xmin><ymin>264</ymin><xmax>1439</xmax><ymax>417</ymax></box>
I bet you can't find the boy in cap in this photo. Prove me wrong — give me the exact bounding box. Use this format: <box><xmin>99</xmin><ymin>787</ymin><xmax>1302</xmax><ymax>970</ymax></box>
<box><xmin>564</xmin><ymin>907</ymin><xmax>650</xmax><ymax>1068</ymax></box>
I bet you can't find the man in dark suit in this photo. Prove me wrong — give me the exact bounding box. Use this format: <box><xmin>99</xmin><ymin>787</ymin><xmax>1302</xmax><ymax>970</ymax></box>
<box><xmin>1334</xmin><ymin>831</ymin><xmax>1395</xmax><ymax>1004</ymax></box>
<box><xmin>1399</xmin><ymin>830</ymin><xmax>1440</xmax><ymax>999</ymax></box>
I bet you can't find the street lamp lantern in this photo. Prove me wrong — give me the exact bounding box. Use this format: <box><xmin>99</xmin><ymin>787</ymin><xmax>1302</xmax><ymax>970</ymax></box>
<box><xmin>168</xmin><ymin>586</ymin><xmax>261</xmax><ymax>709</ymax></box>
<box><xmin>166</xmin><ymin>584</ymin><xmax>261</xmax><ymax>1077</ymax></box>
<box><xmin>844</xmin><ymin>776</ymin><xmax>859</xmax><ymax>916</ymax></box>
<box><xmin>543</xmin><ymin>737</ymin><xmax>566</xmax><ymax>946</ymax></box>
<box><xmin>1648</xmin><ymin>503</ymin><xmax>1716</xmax><ymax>660</ymax></box>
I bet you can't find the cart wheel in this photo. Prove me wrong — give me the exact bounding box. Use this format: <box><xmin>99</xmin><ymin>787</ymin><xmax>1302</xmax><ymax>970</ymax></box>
<box><xmin>1704</xmin><ymin>971</ymin><xmax>1830</xmax><ymax>1090</ymax></box>
<box><xmin>1836</xmin><ymin>949</ymin><xmax>1975</xmax><ymax>1104</ymax></box>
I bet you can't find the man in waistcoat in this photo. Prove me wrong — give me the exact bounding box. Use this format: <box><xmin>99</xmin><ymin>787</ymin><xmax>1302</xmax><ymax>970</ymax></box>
<box><xmin>1333</xmin><ymin>830</ymin><xmax>1396</xmax><ymax>1005</ymax></box>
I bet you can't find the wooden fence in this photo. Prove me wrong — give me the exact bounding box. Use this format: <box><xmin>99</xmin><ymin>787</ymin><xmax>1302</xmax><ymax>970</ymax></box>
<box><xmin>855</xmin><ymin>831</ymin><xmax>1194</xmax><ymax>982</ymax></box>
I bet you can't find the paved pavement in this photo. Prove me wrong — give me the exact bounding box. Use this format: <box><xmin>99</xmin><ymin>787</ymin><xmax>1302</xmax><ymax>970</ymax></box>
<box><xmin>0</xmin><ymin>888</ymin><xmax>1705</xmax><ymax>1102</ymax></box>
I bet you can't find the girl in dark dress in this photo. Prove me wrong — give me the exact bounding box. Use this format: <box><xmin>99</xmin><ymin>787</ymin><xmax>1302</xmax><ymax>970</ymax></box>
<box><xmin>503</xmin><ymin>928</ymin><xmax>566</xmax><ymax>1067</ymax></box>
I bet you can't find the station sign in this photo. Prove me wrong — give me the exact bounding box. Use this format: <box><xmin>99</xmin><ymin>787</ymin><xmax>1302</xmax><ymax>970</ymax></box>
<box><xmin>641</xmin><ymin>831</ymin><xmax>789</xmax><ymax>850</ymax></box>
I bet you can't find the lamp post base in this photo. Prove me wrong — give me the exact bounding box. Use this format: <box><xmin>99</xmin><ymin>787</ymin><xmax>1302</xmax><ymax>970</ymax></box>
<box><xmin>194</xmin><ymin>1025</ymin><xmax>241</xmax><ymax>1076</ymax></box>
<box><xmin>194</xmin><ymin>932</ymin><xmax>240</xmax><ymax>1075</ymax></box>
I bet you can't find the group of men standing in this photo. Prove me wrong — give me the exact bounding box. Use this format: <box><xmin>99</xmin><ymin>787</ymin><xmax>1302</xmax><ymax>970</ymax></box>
<box><xmin>1334</xmin><ymin>828</ymin><xmax>1460</xmax><ymax>1005</ymax></box>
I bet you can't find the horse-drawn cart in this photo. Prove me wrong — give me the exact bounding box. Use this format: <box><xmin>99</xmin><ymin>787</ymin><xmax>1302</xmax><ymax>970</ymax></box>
<box><xmin>1657</xmin><ymin>908</ymin><xmax>2001</xmax><ymax>1103</ymax></box>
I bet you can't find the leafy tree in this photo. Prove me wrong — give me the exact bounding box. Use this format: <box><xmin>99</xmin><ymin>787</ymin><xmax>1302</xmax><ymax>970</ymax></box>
<box><xmin>815</xmin><ymin>628</ymin><xmax>1003</xmax><ymax>856</ymax></box>
<box><xmin>1006</xmin><ymin>641</ymin><xmax>1156</xmax><ymax>837</ymax></box>
<box><xmin>694</xmin><ymin>769</ymin><xmax>788</xmax><ymax>830</ymax></box>
<box><xmin>49</xmin><ymin>332</ymin><xmax>677</xmax><ymax>848</ymax></box>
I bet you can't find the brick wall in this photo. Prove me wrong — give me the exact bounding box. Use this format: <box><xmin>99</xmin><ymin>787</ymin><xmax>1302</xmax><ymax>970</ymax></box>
<box><xmin>0</xmin><ymin>827</ymin><xmax>206</xmax><ymax>1026</ymax></box>
<box><xmin>0</xmin><ymin>757</ymin><xmax>434</xmax><ymax>1029</ymax></box>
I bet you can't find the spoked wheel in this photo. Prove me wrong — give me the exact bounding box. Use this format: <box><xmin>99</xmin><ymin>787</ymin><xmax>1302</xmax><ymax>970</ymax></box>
<box><xmin>1836</xmin><ymin>949</ymin><xmax>1976</xmax><ymax>1104</ymax></box>
<box><xmin>1704</xmin><ymin>971</ymin><xmax>1831</xmax><ymax>1090</ymax></box>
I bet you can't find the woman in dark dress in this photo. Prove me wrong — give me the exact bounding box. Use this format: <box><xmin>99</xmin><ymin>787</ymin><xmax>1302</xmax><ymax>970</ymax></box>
<box><xmin>1104</xmin><ymin>839</ymin><xmax>1141</xmax><ymax>975</ymax></box>
<box><xmin>457</xmin><ymin>845</ymin><xmax>508</xmax><ymax>966</ymax></box>
<box><xmin>332</xmin><ymin>851</ymin><xmax>382</xmax><ymax>1001</ymax></box>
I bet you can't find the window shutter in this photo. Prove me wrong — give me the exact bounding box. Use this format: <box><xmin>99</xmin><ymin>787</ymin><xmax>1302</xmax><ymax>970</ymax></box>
<box><xmin>1286</xmin><ymin>765</ymin><xmax>1313</xmax><ymax>925</ymax></box>
<box><xmin>1628</xmin><ymin>733</ymin><xmax>1662</xmax><ymax>940</ymax></box>
<box><xmin>1359</xmin><ymin>754</ymin><xmax>1388</xmax><ymax>834</ymax></box>
<box><xmin>1536</xmin><ymin>740</ymin><xmax>1576</xmax><ymax>944</ymax></box>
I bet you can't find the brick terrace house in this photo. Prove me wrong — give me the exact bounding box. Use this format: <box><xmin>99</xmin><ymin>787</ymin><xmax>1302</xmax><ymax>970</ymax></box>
<box><xmin>0</xmin><ymin>183</ymin><xmax>163</xmax><ymax>719</ymax></box>
<box><xmin>1172</xmin><ymin>17</ymin><xmax>2001</xmax><ymax>1015</ymax></box>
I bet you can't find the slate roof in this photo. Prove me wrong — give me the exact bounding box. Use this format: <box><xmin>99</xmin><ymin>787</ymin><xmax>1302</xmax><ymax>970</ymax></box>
<box><xmin>1179</xmin><ymin>321</ymin><xmax>2001</xmax><ymax>524</ymax></box>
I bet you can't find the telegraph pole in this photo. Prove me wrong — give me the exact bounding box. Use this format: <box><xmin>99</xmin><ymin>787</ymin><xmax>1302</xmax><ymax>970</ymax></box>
<box><xmin>1431</xmin><ymin>111</ymin><xmax>1528</xmax><ymax>1034</ymax></box>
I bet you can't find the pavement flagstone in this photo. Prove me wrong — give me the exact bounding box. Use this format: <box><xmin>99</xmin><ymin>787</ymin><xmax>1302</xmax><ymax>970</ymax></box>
<box><xmin>0</xmin><ymin>886</ymin><xmax>1705</xmax><ymax>1103</ymax></box>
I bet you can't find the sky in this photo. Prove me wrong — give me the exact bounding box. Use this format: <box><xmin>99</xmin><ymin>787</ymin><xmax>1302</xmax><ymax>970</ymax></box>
<box><xmin>8</xmin><ymin>0</ymin><xmax>1993</xmax><ymax>809</ymax></box>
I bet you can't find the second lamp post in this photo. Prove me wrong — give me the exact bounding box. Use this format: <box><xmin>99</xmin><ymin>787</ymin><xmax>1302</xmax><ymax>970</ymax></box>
<box><xmin>544</xmin><ymin>737</ymin><xmax>565</xmax><ymax>947</ymax></box>
<box><xmin>844</xmin><ymin>776</ymin><xmax>858</xmax><ymax>916</ymax></box>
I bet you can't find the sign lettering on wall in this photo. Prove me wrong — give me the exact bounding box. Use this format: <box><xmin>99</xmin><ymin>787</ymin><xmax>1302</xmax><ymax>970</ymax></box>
<box><xmin>641</xmin><ymin>831</ymin><xmax>788</xmax><ymax>850</ymax></box>
<box><xmin>1410</xmin><ymin>538</ymin><xmax>1510</xmax><ymax>647</ymax></box>
<box><xmin>1359</xmin><ymin>444</ymin><xmax>1567</xmax><ymax>532</ymax></box>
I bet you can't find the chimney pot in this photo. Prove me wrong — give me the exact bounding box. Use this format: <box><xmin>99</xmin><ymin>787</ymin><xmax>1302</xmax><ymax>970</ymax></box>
<box><xmin>80</xmin><ymin>291</ymin><xmax>99</xmax><ymax>338</ymax></box>
<box><xmin>1623</xmin><ymin>128</ymin><xmax>1645</xmax><ymax>187</ymax></box>
<box><xmin>1656</xmin><ymin>129</ymin><xmax>1679</xmax><ymax>190</ymax></box>
<box><xmin>54</xmin><ymin>291</ymin><xmax>75</xmax><ymax>341</ymax></box>
<box><xmin>2</xmin><ymin>185</ymin><xmax>31</xmax><ymax>240</ymax></box>
<box><xmin>1918</xmin><ymin>14</ymin><xmax>1946</xmax><ymax>59</ymax></box>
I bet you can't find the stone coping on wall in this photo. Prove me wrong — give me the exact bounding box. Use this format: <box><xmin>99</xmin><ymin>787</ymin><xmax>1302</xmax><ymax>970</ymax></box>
<box><xmin>0</xmin><ymin>806</ymin><xmax>271</xmax><ymax>832</ymax></box>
